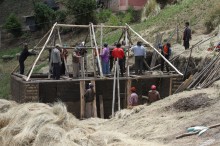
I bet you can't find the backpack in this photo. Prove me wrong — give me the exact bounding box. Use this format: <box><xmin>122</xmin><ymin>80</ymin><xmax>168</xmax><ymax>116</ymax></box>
<box><xmin>163</xmin><ymin>45</ymin><xmax>172</xmax><ymax>56</ymax></box>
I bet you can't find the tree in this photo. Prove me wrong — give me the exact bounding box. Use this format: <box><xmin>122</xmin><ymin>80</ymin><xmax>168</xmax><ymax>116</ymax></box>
<box><xmin>66</xmin><ymin>0</ymin><xmax>97</xmax><ymax>24</ymax></box>
<box><xmin>34</xmin><ymin>2</ymin><xmax>56</xmax><ymax>29</ymax></box>
<box><xmin>3</xmin><ymin>13</ymin><xmax>22</xmax><ymax>37</ymax></box>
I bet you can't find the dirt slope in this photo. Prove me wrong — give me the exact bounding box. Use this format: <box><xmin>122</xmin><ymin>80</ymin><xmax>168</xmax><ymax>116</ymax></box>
<box><xmin>85</xmin><ymin>81</ymin><xmax>220</xmax><ymax>146</ymax></box>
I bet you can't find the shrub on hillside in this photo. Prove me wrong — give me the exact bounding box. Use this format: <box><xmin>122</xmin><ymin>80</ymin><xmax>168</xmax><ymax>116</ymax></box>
<box><xmin>66</xmin><ymin>0</ymin><xmax>97</xmax><ymax>24</ymax></box>
<box><xmin>107</xmin><ymin>14</ymin><xmax>119</xmax><ymax>26</ymax></box>
<box><xmin>97</xmin><ymin>9</ymin><xmax>112</xmax><ymax>23</ymax></box>
<box><xmin>145</xmin><ymin>0</ymin><xmax>160</xmax><ymax>17</ymax></box>
<box><xmin>204</xmin><ymin>4</ymin><xmax>220</xmax><ymax>33</ymax></box>
<box><xmin>34</xmin><ymin>2</ymin><xmax>56</xmax><ymax>29</ymax></box>
<box><xmin>55</xmin><ymin>10</ymin><xmax>67</xmax><ymax>23</ymax></box>
<box><xmin>3</xmin><ymin>13</ymin><xmax>22</xmax><ymax>37</ymax></box>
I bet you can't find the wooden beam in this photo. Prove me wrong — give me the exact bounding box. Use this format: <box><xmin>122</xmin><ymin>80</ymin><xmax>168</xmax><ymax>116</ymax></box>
<box><xmin>99</xmin><ymin>95</ymin><xmax>104</xmax><ymax>118</ymax></box>
<box><xmin>169</xmin><ymin>78</ymin><xmax>173</xmax><ymax>95</ymax></box>
<box><xmin>91</xmin><ymin>80</ymin><xmax>97</xmax><ymax>117</ymax></box>
<box><xmin>126</xmin><ymin>79</ymin><xmax>131</xmax><ymax>107</ymax></box>
<box><xmin>56</xmin><ymin>23</ymin><xmax>126</xmax><ymax>29</ymax></box>
<box><xmin>91</xmin><ymin>23</ymin><xmax>103</xmax><ymax>77</ymax></box>
<box><xmin>26</xmin><ymin>22</ymin><xmax>57</xmax><ymax>81</ymax></box>
<box><xmin>80</xmin><ymin>80</ymin><xmax>85</xmax><ymax>119</ymax></box>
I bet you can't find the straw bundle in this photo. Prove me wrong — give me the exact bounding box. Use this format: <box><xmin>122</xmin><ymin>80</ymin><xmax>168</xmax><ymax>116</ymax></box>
<box><xmin>0</xmin><ymin>99</ymin><xmax>150</xmax><ymax>146</ymax></box>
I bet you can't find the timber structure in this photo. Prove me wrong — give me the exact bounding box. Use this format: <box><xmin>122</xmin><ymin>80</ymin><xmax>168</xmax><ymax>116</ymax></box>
<box><xmin>11</xmin><ymin>23</ymin><xmax>182</xmax><ymax>119</ymax></box>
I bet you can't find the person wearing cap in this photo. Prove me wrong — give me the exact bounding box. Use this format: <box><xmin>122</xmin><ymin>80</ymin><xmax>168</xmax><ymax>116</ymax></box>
<box><xmin>128</xmin><ymin>86</ymin><xmax>138</xmax><ymax>108</ymax></box>
<box><xmin>19</xmin><ymin>43</ymin><xmax>36</xmax><ymax>75</ymax></box>
<box><xmin>131</xmin><ymin>41</ymin><xmax>146</xmax><ymax>75</ymax></box>
<box><xmin>50</xmin><ymin>44</ymin><xmax>62</xmax><ymax>80</ymax></box>
<box><xmin>112</xmin><ymin>43</ymin><xmax>125</xmax><ymax>77</ymax></box>
<box><xmin>100</xmin><ymin>43</ymin><xmax>110</xmax><ymax>75</ymax></box>
<box><xmin>148</xmin><ymin>85</ymin><xmax>160</xmax><ymax>103</ymax></box>
<box><xmin>72</xmin><ymin>48</ymin><xmax>81</xmax><ymax>78</ymax></box>
<box><xmin>84</xmin><ymin>83</ymin><xmax>96</xmax><ymax>118</ymax></box>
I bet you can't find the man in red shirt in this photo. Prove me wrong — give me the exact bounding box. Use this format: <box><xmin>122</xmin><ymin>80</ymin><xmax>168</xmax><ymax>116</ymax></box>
<box><xmin>112</xmin><ymin>43</ymin><xmax>125</xmax><ymax>76</ymax></box>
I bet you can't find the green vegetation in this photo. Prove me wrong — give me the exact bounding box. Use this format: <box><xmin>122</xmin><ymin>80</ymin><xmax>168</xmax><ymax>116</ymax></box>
<box><xmin>204</xmin><ymin>3</ymin><xmax>220</xmax><ymax>33</ymax></box>
<box><xmin>33</xmin><ymin>63</ymin><xmax>47</xmax><ymax>73</ymax></box>
<box><xmin>66</xmin><ymin>0</ymin><xmax>97</xmax><ymax>24</ymax></box>
<box><xmin>3</xmin><ymin>13</ymin><xmax>22</xmax><ymax>37</ymax></box>
<box><xmin>97</xmin><ymin>9</ymin><xmax>112</xmax><ymax>23</ymax></box>
<box><xmin>145</xmin><ymin>0</ymin><xmax>158</xmax><ymax>17</ymax></box>
<box><xmin>34</xmin><ymin>2</ymin><xmax>56</xmax><ymax>29</ymax></box>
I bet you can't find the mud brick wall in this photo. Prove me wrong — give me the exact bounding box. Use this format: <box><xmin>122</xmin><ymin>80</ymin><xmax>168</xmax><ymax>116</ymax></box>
<box><xmin>11</xmin><ymin>76</ymin><xmax>39</xmax><ymax>103</ymax></box>
<box><xmin>23</xmin><ymin>83</ymin><xmax>39</xmax><ymax>102</ymax></box>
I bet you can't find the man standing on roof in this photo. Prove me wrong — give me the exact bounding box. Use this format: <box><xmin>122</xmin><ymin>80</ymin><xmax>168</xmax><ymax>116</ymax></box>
<box><xmin>100</xmin><ymin>43</ymin><xmax>110</xmax><ymax>76</ymax></box>
<box><xmin>112</xmin><ymin>43</ymin><xmax>125</xmax><ymax>77</ymax></box>
<box><xmin>131</xmin><ymin>41</ymin><xmax>146</xmax><ymax>75</ymax></box>
<box><xmin>19</xmin><ymin>43</ymin><xmax>36</xmax><ymax>75</ymax></box>
<box><xmin>183</xmin><ymin>22</ymin><xmax>192</xmax><ymax>50</ymax></box>
<box><xmin>148</xmin><ymin>85</ymin><xmax>160</xmax><ymax>104</ymax></box>
<box><xmin>72</xmin><ymin>48</ymin><xmax>81</xmax><ymax>78</ymax></box>
<box><xmin>161</xmin><ymin>43</ymin><xmax>172</xmax><ymax>72</ymax></box>
<box><xmin>50</xmin><ymin>44</ymin><xmax>62</xmax><ymax>80</ymax></box>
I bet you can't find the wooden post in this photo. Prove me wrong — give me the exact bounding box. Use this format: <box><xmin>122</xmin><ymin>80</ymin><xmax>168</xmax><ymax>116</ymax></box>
<box><xmin>112</xmin><ymin>60</ymin><xmax>117</xmax><ymax>117</ymax></box>
<box><xmin>57</xmin><ymin>28</ymin><xmax>69</xmax><ymax>76</ymax></box>
<box><xmin>99</xmin><ymin>95</ymin><xmax>104</xmax><ymax>118</ymax></box>
<box><xmin>89</xmin><ymin>25</ymin><xmax>97</xmax><ymax>78</ymax></box>
<box><xmin>100</xmin><ymin>23</ymin><xmax>103</xmax><ymax>48</ymax></box>
<box><xmin>117</xmin><ymin>59</ymin><xmax>121</xmax><ymax>111</ymax></box>
<box><xmin>126</xmin><ymin>79</ymin><xmax>131</xmax><ymax>107</ymax></box>
<box><xmin>91</xmin><ymin>80</ymin><xmax>97</xmax><ymax>117</ymax></box>
<box><xmin>91</xmin><ymin>23</ymin><xmax>103</xmax><ymax>77</ymax></box>
<box><xmin>26</xmin><ymin>22</ymin><xmax>57</xmax><ymax>81</ymax></box>
<box><xmin>169</xmin><ymin>78</ymin><xmax>173</xmax><ymax>95</ymax></box>
<box><xmin>80</xmin><ymin>80</ymin><xmax>85</xmax><ymax>119</ymax></box>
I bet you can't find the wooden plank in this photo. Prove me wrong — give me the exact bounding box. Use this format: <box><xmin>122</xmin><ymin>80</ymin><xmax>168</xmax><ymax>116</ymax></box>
<box><xmin>169</xmin><ymin>78</ymin><xmax>173</xmax><ymax>95</ymax></box>
<box><xmin>56</xmin><ymin>23</ymin><xmax>126</xmax><ymax>28</ymax></box>
<box><xmin>91</xmin><ymin>80</ymin><xmax>97</xmax><ymax>117</ymax></box>
<box><xmin>80</xmin><ymin>80</ymin><xmax>85</xmax><ymax>119</ymax></box>
<box><xmin>126</xmin><ymin>79</ymin><xmax>131</xmax><ymax>107</ymax></box>
<box><xmin>99</xmin><ymin>95</ymin><xmax>104</xmax><ymax>119</ymax></box>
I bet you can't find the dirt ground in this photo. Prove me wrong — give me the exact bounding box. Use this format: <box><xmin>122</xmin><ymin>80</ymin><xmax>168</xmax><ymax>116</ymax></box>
<box><xmin>81</xmin><ymin>80</ymin><xmax>220</xmax><ymax>146</ymax></box>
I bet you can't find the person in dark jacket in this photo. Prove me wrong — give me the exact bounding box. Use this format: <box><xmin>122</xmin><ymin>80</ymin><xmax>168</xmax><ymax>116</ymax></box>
<box><xmin>84</xmin><ymin>83</ymin><xmax>95</xmax><ymax>118</ymax></box>
<box><xmin>148</xmin><ymin>85</ymin><xmax>160</xmax><ymax>104</ymax></box>
<box><xmin>19</xmin><ymin>43</ymin><xmax>36</xmax><ymax>75</ymax></box>
<box><xmin>183</xmin><ymin>22</ymin><xmax>192</xmax><ymax>50</ymax></box>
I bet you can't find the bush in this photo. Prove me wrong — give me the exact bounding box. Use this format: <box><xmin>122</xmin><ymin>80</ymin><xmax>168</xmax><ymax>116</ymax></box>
<box><xmin>3</xmin><ymin>13</ymin><xmax>22</xmax><ymax>37</ymax></box>
<box><xmin>107</xmin><ymin>14</ymin><xmax>119</xmax><ymax>26</ymax></box>
<box><xmin>66</xmin><ymin>0</ymin><xmax>97</xmax><ymax>24</ymax></box>
<box><xmin>204</xmin><ymin>4</ymin><xmax>220</xmax><ymax>33</ymax></box>
<box><xmin>34</xmin><ymin>2</ymin><xmax>56</xmax><ymax>29</ymax></box>
<box><xmin>97</xmin><ymin>9</ymin><xmax>112</xmax><ymax>23</ymax></box>
<box><xmin>145</xmin><ymin>0</ymin><xmax>160</xmax><ymax>17</ymax></box>
<box><xmin>55</xmin><ymin>10</ymin><xmax>67</xmax><ymax>23</ymax></box>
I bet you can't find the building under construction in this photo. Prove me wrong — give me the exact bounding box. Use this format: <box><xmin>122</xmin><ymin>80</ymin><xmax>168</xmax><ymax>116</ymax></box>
<box><xmin>10</xmin><ymin>23</ymin><xmax>182</xmax><ymax>119</ymax></box>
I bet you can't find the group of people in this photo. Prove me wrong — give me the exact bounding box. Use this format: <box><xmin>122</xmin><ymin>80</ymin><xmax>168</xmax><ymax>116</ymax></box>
<box><xmin>50</xmin><ymin>44</ymin><xmax>68</xmax><ymax>80</ymax></box>
<box><xmin>19</xmin><ymin>22</ymin><xmax>192</xmax><ymax>77</ymax></box>
<box><xmin>83</xmin><ymin>82</ymin><xmax>161</xmax><ymax>118</ymax></box>
<box><xmin>127</xmin><ymin>84</ymin><xmax>161</xmax><ymax>108</ymax></box>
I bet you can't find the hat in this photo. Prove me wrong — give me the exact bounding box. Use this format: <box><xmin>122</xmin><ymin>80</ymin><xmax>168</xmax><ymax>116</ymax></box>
<box><xmin>151</xmin><ymin>85</ymin><xmax>156</xmax><ymax>90</ymax></box>
<box><xmin>55</xmin><ymin>44</ymin><xmax>62</xmax><ymax>48</ymax></box>
<box><xmin>89</xmin><ymin>83</ymin><xmax>94</xmax><ymax>88</ymax></box>
<box><xmin>130</xmin><ymin>87</ymin><xmax>136</xmax><ymax>92</ymax></box>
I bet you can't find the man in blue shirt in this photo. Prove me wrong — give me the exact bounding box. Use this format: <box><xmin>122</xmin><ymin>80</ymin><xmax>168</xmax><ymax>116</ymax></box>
<box><xmin>131</xmin><ymin>41</ymin><xmax>146</xmax><ymax>75</ymax></box>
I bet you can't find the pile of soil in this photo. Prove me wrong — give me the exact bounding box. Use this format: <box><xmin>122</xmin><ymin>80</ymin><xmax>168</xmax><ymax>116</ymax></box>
<box><xmin>172</xmin><ymin>93</ymin><xmax>212</xmax><ymax>112</ymax></box>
